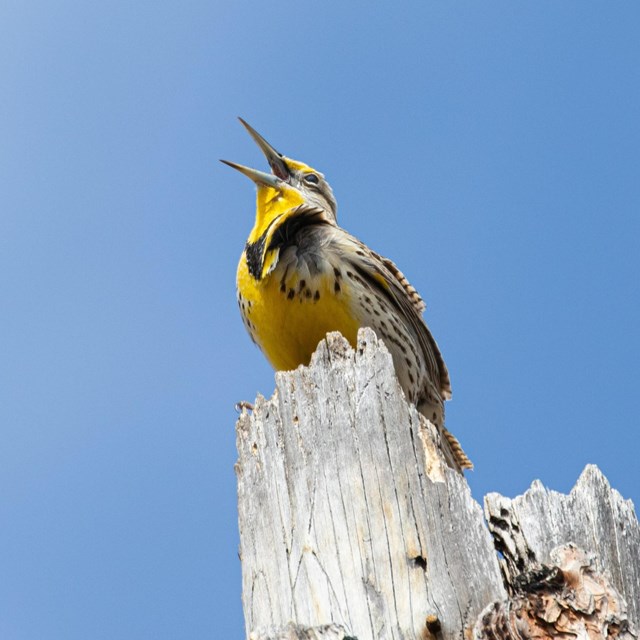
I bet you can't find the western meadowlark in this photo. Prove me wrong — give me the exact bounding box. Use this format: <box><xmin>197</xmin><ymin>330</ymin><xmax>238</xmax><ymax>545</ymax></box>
<box><xmin>223</xmin><ymin>119</ymin><xmax>472</xmax><ymax>471</ymax></box>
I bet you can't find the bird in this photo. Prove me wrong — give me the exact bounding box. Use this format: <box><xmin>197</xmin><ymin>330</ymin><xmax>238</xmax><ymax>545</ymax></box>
<box><xmin>222</xmin><ymin>119</ymin><xmax>472</xmax><ymax>471</ymax></box>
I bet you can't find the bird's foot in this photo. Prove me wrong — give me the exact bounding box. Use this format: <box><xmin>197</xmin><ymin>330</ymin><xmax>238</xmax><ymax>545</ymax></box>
<box><xmin>235</xmin><ymin>400</ymin><xmax>254</xmax><ymax>413</ymax></box>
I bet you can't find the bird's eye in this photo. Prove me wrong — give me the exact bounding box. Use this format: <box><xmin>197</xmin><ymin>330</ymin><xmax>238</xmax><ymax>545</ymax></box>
<box><xmin>304</xmin><ymin>173</ymin><xmax>319</xmax><ymax>185</ymax></box>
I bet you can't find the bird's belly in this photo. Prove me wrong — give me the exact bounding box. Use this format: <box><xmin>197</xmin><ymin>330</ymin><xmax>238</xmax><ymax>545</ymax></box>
<box><xmin>237</xmin><ymin>261</ymin><xmax>360</xmax><ymax>371</ymax></box>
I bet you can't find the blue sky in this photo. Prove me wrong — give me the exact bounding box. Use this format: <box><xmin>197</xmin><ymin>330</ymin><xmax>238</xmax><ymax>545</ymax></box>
<box><xmin>2</xmin><ymin>2</ymin><xmax>639</xmax><ymax>638</ymax></box>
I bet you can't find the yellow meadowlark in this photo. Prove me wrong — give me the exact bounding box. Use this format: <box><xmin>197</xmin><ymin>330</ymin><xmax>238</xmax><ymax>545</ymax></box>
<box><xmin>222</xmin><ymin>119</ymin><xmax>472</xmax><ymax>470</ymax></box>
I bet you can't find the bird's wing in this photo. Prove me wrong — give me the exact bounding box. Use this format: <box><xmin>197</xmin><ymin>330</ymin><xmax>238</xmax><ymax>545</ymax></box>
<box><xmin>371</xmin><ymin>250</ymin><xmax>427</xmax><ymax>314</ymax></box>
<box><xmin>341</xmin><ymin>234</ymin><xmax>452</xmax><ymax>401</ymax></box>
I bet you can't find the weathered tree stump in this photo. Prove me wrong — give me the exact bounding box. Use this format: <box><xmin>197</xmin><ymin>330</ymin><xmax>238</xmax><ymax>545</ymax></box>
<box><xmin>235</xmin><ymin>329</ymin><xmax>639</xmax><ymax>640</ymax></box>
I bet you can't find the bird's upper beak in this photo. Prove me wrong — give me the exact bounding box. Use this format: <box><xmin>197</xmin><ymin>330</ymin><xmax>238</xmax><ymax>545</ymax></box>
<box><xmin>237</xmin><ymin>118</ymin><xmax>291</xmax><ymax>181</ymax></box>
<box><xmin>221</xmin><ymin>118</ymin><xmax>293</xmax><ymax>187</ymax></box>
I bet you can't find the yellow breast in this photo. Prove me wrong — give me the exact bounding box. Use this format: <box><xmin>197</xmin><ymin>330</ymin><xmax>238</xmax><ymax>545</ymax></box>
<box><xmin>236</xmin><ymin>254</ymin><xmax>360</xmax><ymax>371</ymax></box>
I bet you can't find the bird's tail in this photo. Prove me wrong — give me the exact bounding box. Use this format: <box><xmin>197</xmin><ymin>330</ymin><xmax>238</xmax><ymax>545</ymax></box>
<box><xmin>418</xmin><ymin>400</ymin><xmax>473</xmax><ymax>472</ymax></box>
<box><xmin>441</xmin><ymin>424</ymin><xmax>473</xmax><ymax>471</ymax></box>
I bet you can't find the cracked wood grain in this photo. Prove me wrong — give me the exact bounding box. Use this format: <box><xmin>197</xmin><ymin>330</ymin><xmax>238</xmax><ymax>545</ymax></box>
<box><xmin>236</xmin><ymin>330</ymin><xmax>504</xmax><ymax>640</ymax></box>
<box><xmin>235</xmin><ymin>329</ymin><xmax>639</xmax><ymax>639</ymax></box>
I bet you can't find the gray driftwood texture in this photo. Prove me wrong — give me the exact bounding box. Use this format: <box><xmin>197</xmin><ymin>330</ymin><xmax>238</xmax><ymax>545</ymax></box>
<box><xmin>235</xmin><ymin>329</ymin><xmax>639</xmax><ymax>640</ymax></box>
<box><xmin>485</xmin><ymin>465</ymin><xmax>640</xmax><ymax>626</ymax></box>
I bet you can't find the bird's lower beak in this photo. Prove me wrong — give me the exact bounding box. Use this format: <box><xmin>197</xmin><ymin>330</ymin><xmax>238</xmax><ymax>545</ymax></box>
<box><xmin>238</xmin><ymin>118</ymin><xmax>290</xmax><ymax>181</ymax></box>
<box><xmin>220</xmin><ymin>160</ymin><xmax>282</xmax><ymax>188</ymax></box>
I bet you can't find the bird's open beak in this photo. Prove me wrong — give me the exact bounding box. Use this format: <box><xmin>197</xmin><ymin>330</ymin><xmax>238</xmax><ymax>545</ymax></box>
<box><xmin>219</xmin><ymin>159</ymin><xmax>282</xmax><ymax>188</ymax></box>
<box><xmin>237</xmin><ymin>118</ymin><xmax>291</xmax><ymax>181</ymax></box>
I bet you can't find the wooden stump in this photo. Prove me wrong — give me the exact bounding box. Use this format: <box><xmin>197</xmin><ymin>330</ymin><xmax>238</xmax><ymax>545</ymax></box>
<box><xmin>235</xmin><ymin>329</ymin><xmax>639</xmax><ymax>640</ymax></box>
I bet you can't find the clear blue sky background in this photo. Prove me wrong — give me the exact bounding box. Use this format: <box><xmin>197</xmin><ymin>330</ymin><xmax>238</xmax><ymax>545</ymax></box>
<box><xmin>2</xmin><ymin>2</ymin><xmax>639</xmax><ymax>638</ymax></box>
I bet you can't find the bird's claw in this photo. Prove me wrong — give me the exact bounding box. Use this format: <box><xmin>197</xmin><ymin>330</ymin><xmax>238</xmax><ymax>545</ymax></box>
<box><xmin>235</xmin><ymin>400</ymin><xmax>254</xmax><ymax>413</ymax></box>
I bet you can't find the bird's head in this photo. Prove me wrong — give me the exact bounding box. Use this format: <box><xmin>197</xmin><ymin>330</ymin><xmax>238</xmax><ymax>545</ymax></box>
<box><xmin>221</xmin><ymin>119</ymin><xmax>337</xmax><ymax>243</ymax></box>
